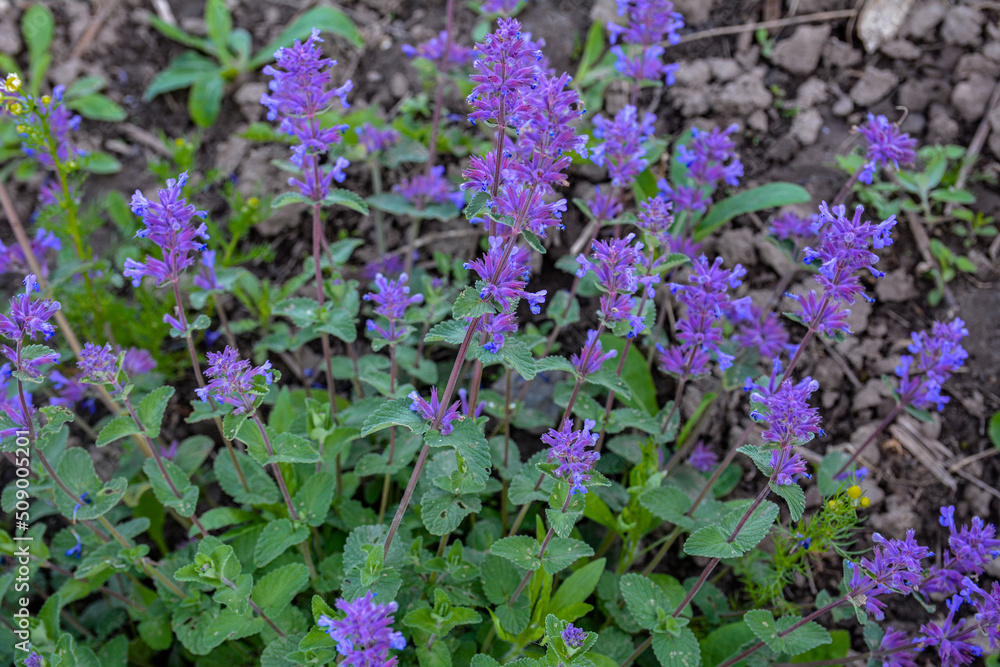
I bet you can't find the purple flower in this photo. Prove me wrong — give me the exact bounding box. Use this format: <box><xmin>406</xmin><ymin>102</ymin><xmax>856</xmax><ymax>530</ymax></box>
<box><xmin>49</xmin><ymin>370</ymin><xmax>90</xmax><ymax>410</ymax></box>
<box><xmin>466</xmin><ymin>18</ymin><xmax>542</xmax><ymax>128</ymax></box>
<box><xmin>13</xmin><ymin>85</ymin><xmax>85</xmax><ymax>169</ymax></box>
<box><xmin>570</xmin><ymin>329</ymin><xmax>617</xmax><ymax>377</ymax></box>
<box><xmin>895</xmin><ymin>319</ymin><xmax>968</xmax><ymax>412</ymax></box>
<box><xmin>25</xmin><ymin>652</ymin><xmax>43</xmax><ymax>667</ymax></box>
<box><xmin>916</xmin><ymin>596</ymin><xmax>982</xmax><ymax>667</ymax></box>
<box><xmin>124</xmin><ymin>172</ymin><xmax>209</xmax><ymax>288</ymax></box>
<box><xmin>678</xmin><ymin>125</ymin><xmax>743</xmax><ymax>188</ymax></box>
<box><xmin>194</xmin><ymin>346</ymin><xmax>273</xmax><ymax>413</ymax></box>
<box><xmin>963</xmin><ymin>579</ymin><xmax>1000</xmax><ymax>649</ymax></box>
<box><xmin>365</xmin><ymin>273</ymin><xmax>424</xmax><ymax>321</ymax></box>
<box><xmin>481</xmin><ymin>0</ymin><xmax>522</xmax><ymax>14</ymax></box>
<box><xmin>576</xmin><ymin>233</ymin><xmax>654</xmax><ymax>337</ymax></box>
<box><xmin>770</xmin><ymin>447</ymin><xmax>810</xmax><ymax>485</ymax></box>
<box><xmin>317</xmin><ymin>592</ymin><xmax>406</xmax><ymax>667</ymax></box>
<box><xmin>688</xmin><ymin>441</ymin><xmax>717</xmax><ymax>473</ymax></box>
<box><xmin>590</xmin><ymin>105</ymin><xmax>655</xmax><ymax>187</ymax></box>
<box><xmin>76</xmin><ymin>343</ymin><xmax>118</xmax><ymax>384</ymax></box>
<box><xmin>356</xmin><ymin>123</ymin><xmax>399</xmax><ymax>154</ymax></box>
<box><xmin>747</xmin><ymin>362</ymin><xmax>822</xmax><ymax>448</ymax></box>
<box><xmin>657</xmin><ymin>256</ymin><xmax>747</xmax><ymax>377</ymax></box>
<box><xmin>457</xmin><ymin>388</ymin><xmax>486</xmax><ymax>419</ymax></box>
<box><xmin>65</xmin><ymin>532</ymin><xmax>83</xmax><ymax>559</ymax></box>
<box><xmin>480</xmin><ymin>312</ymin><xmax>519</xmax><ymax>353</ymax></box>
<box><xmin>409</xmin><ymin>387</ymin><xmax>462</xmax><ymax>435</ymax></box>
<box><xmin>192</xmin><ymin>249</ymin><xmax>220</xmax><ymax>292</ymax></box>
<box><xmin>160</xmin><ymin>440</ymin><xmax>179</xmax><ymax>460</ymax></box>
<box><xmin>543</xmin><ymin>418</ymin><xmax>600</xmax><ymax>495</ymax></box>
<box><xmin>122</xmin><ymin>347</ymin><xmax>157</xmax><ymax>376</ymax></box>
<box><xmin>0</xmin><ymin>228</ymin><xmax>61</xmax><ymax>278</ymax></box>
<box><xmin>562</xmin><ymin>622</ymin><xmax>587</xmax><ymax>649</ymax></box>
<box><xmin>402</xmin><ymin>31</ymin><xmax>475</xmax><ymax>69</ymax></box>
<box><xmin>464</xmin><ymin>236</ymin><xmax>546</xmax><ymax>314</ymax></box>
<box><xmin>261</xmin><ymin>29</ymin><xmax>352</xmax><ymax>201</ymax></box>
<box><xmin>938</xmin><ymin>506</ymin><xmax>1000</xmax><ymax>576</ymax></box>
<box><xmin>858</xmin><ymin>113</ymin><xmax>917</xmax><ymax>184</ymax></box>
<box><xmin>878</xmin><ymin>626</ymin><xmax>919</xmax><ymax>667</ymax></box>
<box><xmin>0</xmin><ymin>274</ymin><xmax>60</xmax><ymax>342</ymax></box>
<box><xmin>607</xmin><ymin>0</ymin><xmax>684</xmax><ymax>85</ymax></box>
<box><xmin>733</xmin><ymin>306</ymin><xmax>789</xmax><ymax>362</ymax></box>
<box><xmin>393</xmin><ymin>165</ymin><xmax>463</xmax><ymax>210</ymax></box>
<box><xmin>587</xmin><ymin>185</ymin><xmax>624</xmax><ymax>223</ymax></box>
<box><xmin>770</xmin><ymin>211</ymin><xmax>818</xmax><ymax>242</ymax></box>
<box><xmin>635</xmin><ymin>194</ymin><xmax>674</xmax><ymax>247</ymax></box>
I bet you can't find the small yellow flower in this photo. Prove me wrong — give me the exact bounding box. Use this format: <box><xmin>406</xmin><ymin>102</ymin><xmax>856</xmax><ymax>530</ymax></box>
<box><xmin>859</xmin><ymin>496</ymin><xmax>871</xmax><ymax>508</ymax></box>
<box><xmin>9</xmin><ymin>102</ymin><xmax>21</xmax><ymax>114</ymax></box>
<box><xmin>248</xmin><ymin>197</ymin><xmax>259</xmax><ymax>208</ymax></box>
<box><xmin>4</xmin><ymin>73</ymin><xmax>21</xmax><ymax>92</ymax></box>
<box><xmin>175</xmin><ymin>137</ymin><xmax>185</xmax><ymax>146</ymax></box>
<box><xmin>847</xmin><ymin>485</ymin><xmax>862</xmax><ymax>500</ymax></box>
<box><xmin>41</xmin><ymin>95</ymin><xmax>51</xmax><ymax>106</ymax></box>
<box><xmin>827</xmin><ymin>499</ymin><xmax>837</xmax><ymax>509</ymax></box>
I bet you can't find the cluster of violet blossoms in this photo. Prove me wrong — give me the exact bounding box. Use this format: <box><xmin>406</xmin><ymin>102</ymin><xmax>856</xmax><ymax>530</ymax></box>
<box><xmin>194</xmin><ymin>346</ymin><xmax>274</xmax><ymax>414</ymax></box>
<box><xmin>576</xmin><ymin>233</ymin><xmax>656</xmax><ymax>338</ymax></box>
<box><xmin>543</xmin><ymin>418</ymin><xmax>600</xmax><ymax>495</ymax></box>
<box><xmin>657</xmin><ymin>255</ymin><xmax>748</xmax><ymax>379</ymax></box>
<box><xmin>0</xmin><ymin>275</ymin><xmax>61</xmax><ymax>383</ymax></box>
<box><xmin>261</xmin><ymin>29</ymin><xmax>352</xmax><ymax>202</ymax></box>
<box><xmin>365</xmin><ymin>273</ymin><xmax>423</xmax><ymax>344</ymax></box>
<box><xmin>857</xmin><ymin>113</ymin><xmax>918</xmax><ymax>184</ymax></box>
<box><xmin>608</xmin><ymin>0</ymin><xmax>684</xmax><ymax>87</ymax></box>
<box><xmin>317</xmin><ymin>592</ymin><xmax>406</xmax><ymax>667</ymax></box>
<box><xmin>895</xmin><ymin>318</ymin><xmax>968</xmax><ymax>412</ymax></box>
<box><xmin>661</xmin><ymin>124</ymin><xmax>743</xmax><ymax>215</ymax></box>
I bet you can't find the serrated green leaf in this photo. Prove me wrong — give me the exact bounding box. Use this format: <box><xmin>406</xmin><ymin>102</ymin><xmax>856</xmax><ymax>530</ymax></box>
<box><xmin>453</xmin><ymin>283</ymin><xmax>497</xmax><ymax>318</ymax></box>
<box><xmin>252</xmin><ymin>562</ymin><xmax>310</xmax><ymax>614</ymax></box>
<box><xmin>323</xmin><ymin>188</ymin><xmax>369</xmax><ymax>214</ymax></box>
<box><xmin>272</xmin><ymin>191</ymin><xmax>313</xmax><ymax>209</ymax></box>
<box><xmin>292</xmin><ymin>472</ymin><xmax>336</xmax><ymax>527</ymax></box>
<box><xmin>143</xmin><ymin>458</ymin><xmax>198</xmax><ymax>517</ymax></box>
<box><xmin>53</xmin><ymin>448</ymin><xmax>126</xmax><ymax>520</ymax></box>
<box><xmin>684</xmin><ymin>501</ymin><xmax>779</xmax><ymax>559</ymax></box>
<box><xmin>652</xmin><ymin>628</ymin><xmax>701</xmax><ymax>667</ymax></box>
<box><xmin>744</xmin><ymin>609</ymin><xmax>832</xmax><ymax>656</ymax></box>
<box><xmin>214</xmin><ymin>450</ymin><xmax>280</xmax><ymax>506</ymax></box>
<box><xmin>770</xmin><ymin>481</ymin><xmax>806</xmax><ymax>521</ymax></box>
<box><xmin>420</xmin><ymin>488</ymin><xmax>481</xmax><ymax>535</ymax></box>
<box><xmin>620</xmin><ymin>573</ymin><xmax>675</xmax><ymax>630</ymax></box>
<box><xmin>641</xmin><ymin>486</ymin><xmax>694</xmax><ymax>528</ymax></box>
<box><xmin>137</xmin><ymin>386</ymin><xmax>174</xmax><ymax>439</ymax></box>
<box><xmin>255</xmin><ymin>518</ymin><xmax>310</xmax><ymax>568</ymax></box>
<box><xmin>360</xmin><ymin>397</ymin><xmax>429</xmax><ymax>436</ymax></box>
<box><xmin>425</xmin><ymin>419</ymin><xmax>491</xmax><ymax>490</ymax></box>
<box><xmin>490</xmin><ymin>536</ymin><xmax>541</xmax><ymax>570</ymax></box>
<box><xmin>542</xmin><ymin>537</ymin><xmax>593</xmax><ymax>574</ymax></box>
<box><xmin>95</xmin><ymin>414</ymin><xmax>141</xmax><ymax>447</ymax></box>
<box><xmin>465</xmin><ymin>190</ymin><xmax>490</xmax><ymax>220</ymax></box>
<box><xmin>521</xmin><ymin>229</ymin><xmax>545</xmax><ymax>254</ymax></box>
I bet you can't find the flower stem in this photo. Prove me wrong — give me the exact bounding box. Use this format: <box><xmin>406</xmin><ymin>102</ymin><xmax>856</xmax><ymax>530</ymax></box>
<box><xmin>508</xmin><ymin>492</ymin><xmax>573</xmax><ymax>604</ymax></box>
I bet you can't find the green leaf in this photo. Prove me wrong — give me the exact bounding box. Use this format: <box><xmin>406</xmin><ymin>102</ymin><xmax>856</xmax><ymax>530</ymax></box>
<box><xmin>547</xmin><ymin>289</ymin><xmax>580</xmax><ymax>328</ymax></box>
<box><xmin>420</xmin><ymin>488</ymin><xmax>482</xmax><ymax>535</ymax></box>
<box><xmin>684</xmin><ymin>501</ymin><xmax>779</xmax><ymax>559</ymax></box>
<box><xmin>360</xmin><ymin>397</ymin><xmax>429</xmax><ymax>437</ymax></box>
<box><xmin>695</xmin><ymin>183</ymin><xmax>811</xmax><ymax>241</ymax></box>
<box><xmin>81</xmin><ymin>151</ymin><xmax>122</xmax><ymax>174</ymax></box>
<box><xmin>323</xmin><ymin>188</ymin><xmax>369</xmax><ymax>214</ymax></box>
<box><xmin>143</xmin><ymin>458</ymin><xmax>199</xmax><ymax>517</ymax></box>
<box><xmin>641</xmin><ymin>486</ymin><xmax>694</xmax><ymax>528</ymax></box>
<box><xmin>205</xmin><ymin>0</ymin><xmax>233</xmax><ymax>62</ymax></box>
<box><xmin>542</xmin><ymin>537</ymin><xmax>594</xmax><ymax>574</ymax></box>
<box><xmin>481</xmin><ymin>554</ymin><xmax>523</xmax><ymax>605</ymax></box>
<box><xmin>453</xmin><ymin>283</ymin><xmax>497</xmax><ymax>318</ymax></box>
<box><xmin>271</xmin><ymin>191</ymin><xmax>312</xmax><ymax>209</ymax></box>
<box><xmin>22</xmin><ymin>5</ymin><xmax>54</xmax><ymax>90</ymax></box>
<box><xmin>620</xmin><ymin>573</ymin><xmax>675</xmax><ymax>630</ymax></box>
<box><xmin>989</xmin><ymin>411</ymin><xmax>1000</xmax><ymax>450</ymax></box>
<box><xmin>490</xmin><ymin>536</ymin><xmax>541</xmax><ymax>570</ymax></box>
<box><xmin>240</xmin><ymin>423</ymin><xmax>319</xmax><ymax>466</ymax></box>
<box><xmin>586</xmin><ymin>368</ymin><xmax>633</xmax><ymax>401</ymax></box>
<box><xmin>252</xmin><ymin>562</ymin><xmax>310</xmax><ymax>614</ymax></box>
<box><xmin>770</xmin><ymin>482</ymin><xmax>806</xmax><ymax>521</ymax></box>
<box><xmin>137</xmin><ymin>386</ymin><xmax>174</xmax><ymax>439</ymax></box>
<box><xmin>598</xmin><ymin>334</ymin><xmax>657</xmax><ymax>414</ymax></box>
<box><xmin>144</xmin><ymin>52</ymin><xmax>218</xmax><ymax>100</ymax></box>
<box><xmin>214</xmin><ymin>450</ymin><xmax>280</xmax><ymax>506</ymax></box>
<box><xmin>54</xmin><ymin>448</ymin><xmax>126</xmax><ymax>520</ymax></box>
<box><xmin>148</xmin><ymin>16</ymin><xmax>212</xmax><ymax>53</ymax></box>
<box><xmin>250</xmin><ymin>6</ymin><xmax>363</xmax><ymax>69</ymax></box>
<box><xmin>744</xmin><ymin>610</ymin><xmax>832</xmax><ymax>656</ymax></box>
<box><xmin>652</xmin><ymin>628</ymin><xmax>701</xmax><ymax>667</ymax></box>
<box><xmin>293</xmin><ymin>472</ymin><xmax>336</xmax><ymax>527</ymax></box>
<box><xmin>66</xmin><ymin>94</ymin><xmax>127</xmax><ymax>121</ymax></box>
<box><xmin>465</xmin><ymin>190</ymin><xmax>490</xmax><ymax>221</ymax></box>
<box><xmin>574</xmin><ymin>21</ymin><xmax>605</xmax><ymax>84</ymax></box>
<box><xmin>255</xmin><ymin>518</ymin><xmax>310</xmax><ymax>568</ymax></box>
<box><xmin>214</xmin><ymin>573</ymin><xmax>253</xmax><ymax>615</ymax></box>
<box><xmin>549</xmin><ymin>558</ymin><xmax>605</xmax><ymax>612</ymax></box>
<box><xmin>522</xmin><ymin>230</ymin><xmax>546</xmax><ymax>254</ymax></box>
<box><xmin>189</xmin><ymin>71</ymin><xmax>226</xmax><ymax>127</ymax></box>
<box><xmin>425</xmin><ymin>419</ymin><xmax>491</xmax><ymax>490</ymax></box>
<box><xmin>95</xmin><ymin>414</ymin><xmax>140</xmax><ymax>447</ymax></box>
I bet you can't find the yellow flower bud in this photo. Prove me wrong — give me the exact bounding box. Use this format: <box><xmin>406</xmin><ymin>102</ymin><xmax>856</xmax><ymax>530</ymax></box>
<box><xmin>860</xmin><ymin>496</ymin><xmax>871</xmax><ymax>508</ymax></box>
<box><xmin>175</xmin><ymin>138</ymin><xmax>185</xmax><ymax>146</ymax></box>
<box><xmin>847</xmin><ymin>485</ymin><xmax>862</xmax><ymax>500</ymax></box>
<box><xmin>9</xmin><ymin>102</ymin><xmax>21</xmax><ymax>114</ymax></box>
<box><xmin>41</xmin><ymin>95</ymin><xmax>51</xmax><ymax>106</ymax></box>
<box><xmin>248</xmin><ymin>197</ymin><xmax>259</xmax><ymax>207</ymax></box>
<box><xmin>4</xmin><ymin>73</ymin><xmax>21</xmax><ymax>92</ymax></box>
<box><xmin>827</xmin><ymin>499</ymin><xmax>837</xmax><ymax>509</ymax></box>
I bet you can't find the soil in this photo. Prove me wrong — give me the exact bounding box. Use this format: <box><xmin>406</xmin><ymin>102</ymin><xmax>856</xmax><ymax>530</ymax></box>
<box><xmin>2</xmin><ymin>0</ymin><xmax>999</xmax><ymax>655</ymax></box>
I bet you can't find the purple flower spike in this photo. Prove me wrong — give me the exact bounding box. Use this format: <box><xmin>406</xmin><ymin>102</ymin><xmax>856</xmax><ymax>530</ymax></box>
<box><xmin>261</xmin><ymin>29</ymin><xmax>351</xmax><ymax>202</ymax></box>
<box><xmin>195</xmin><ymin>346</ymin><xmax>273</xmax><ymax>414</ymax></box>
<box><xmin>576</xmin><ymin>233</ymin><xmax>654</xmax><ymax>337</ymax></box>
<box><xmin>402</xmin><ymin>31</ymin><xmax>475</xmax><ymax>69</ymax></box>
<box><xmin>480</xmin><ymin>312</ymin><xmax>519</xmax><ymax>353</ymax></box>
<box><xmin>590</xmin><ymin>105</ymin><xmax>655</xmax><ymax>187</ymax></box>
<box><xmin>543</xmin><ymin>418</ymin><xmax>600</xmax><ymax>495</ymax></box>
<box><xmin>607</xmin><ymin>0</ymin><xmax>684</xmax><ymax>85</ymax></box>
<box><xmin>895</xmin><ymin>318</ymin><xmax>968</xmax><ymax>412</ymax></box>
<box><xmin>125</xmin><ymin>172</ymin><xmax>209</xmax><ymax>288</ymax></box>
<box><xmin>770</xmin><ymin>447</ymin><xmax>810</xmax><ymax>485</ymax></box>
<box><xmin>356</xmin><ymin>123</ymin><xmax>400</xmax><ymax>154</ymax></box>
<box><xmin>317</xmin><ymin>592</ymin><xmax>406</xmax><ymax>667</ymax></box>
<box><xmin>636</xmin><ymin>195</ymin><xmax>674</xmax><ymax>247</ymax></box>
<box><xmin>192</xmin><ymin>249</ymin><xmax>221</xmax><ymax>292</ymax></box>
<box><xmin>916</xmin><ymin>596</ymin><xmax>982</xmax><ymax>667</ymax></box>
<box><xmin>570</xmin><ymin>329</ymin><xmax>618</xmax><ymax>377</ymax></box>
<box><xmin>0</xmin><ymin>274</ymin><xmax>60</xmax><ymax>342</ymax></box>
<box><xmin>467</xmin><ymin>18</ymin><xmax>542</xmax><ymax>128</ymax></box>
<box><xmin>562</xmin><ymin>623</ymin><xmax>587</xmax><ymax>649</ymax></box>
<box><xmin>25</xmin><ymin>652</ymin><xmax>43</xmax><ymax>667</ymax></box>
<box><xmin>878</xmin><ymin>627</ymin><xmax>919</xmax><ymax>667</ymax></box>
<box><xmin>464</xmin><ymin>236</ymin><xmax>546</xmax><ymax>313</ymax></box>
<box><xmin>481</xmin><ymin>0</ymin><xmax>522</xmax><ymax>14</ymax></box>
<box><xmin>770</xmin><ymin>211</ymin><xmax>819</xmax><ymax>242</ymax></box>
<box><xmin>409</xmin><ymin>387</ymin><xmax>462</xmax><ymax>435</ymax></box>
<box><xmin>858</xmin><ymin>113</ymin><xmax>917</xmax><ymax>184</ymax></box>
<box><xmin>394</xmin><ymin>165</ymin><xmax>463</xmax><ymax>210</ymax></box>
<box><xmin>77</xmin><ymin>342</ymin><xmax>118</xmax><ymax>385</ymax></box>
<box><xmin>747</xmin><ymin>365</ymin><xmax>822</xmax><ymax>448</ymax></box>
<box><xmin>365</xmin><ymin>273</ymin><xmax>424</xmax><ymax>321</ymax></box>
<box><xmin>688</xmin><ymin>441</ymin><xmax>718</xmax><ymax>473</ymax></box>
<box><xmin>123</xmin><ymin>347</ymin><xmax>157</xmax><ymax>375</ymax></box>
